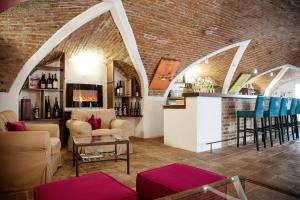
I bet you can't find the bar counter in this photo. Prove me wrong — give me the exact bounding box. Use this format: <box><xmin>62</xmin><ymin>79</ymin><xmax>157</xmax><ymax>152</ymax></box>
<box><xmin>163</xmin><ymin>93</ymin><xmax>257</xmax><ymax>152</ymax></box>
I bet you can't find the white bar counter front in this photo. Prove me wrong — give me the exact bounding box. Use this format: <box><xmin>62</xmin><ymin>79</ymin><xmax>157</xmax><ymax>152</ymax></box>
<box><xmin>163</xmin><ymin>93</ymin><xmax>256</xmax><ymax>152</ymax></box>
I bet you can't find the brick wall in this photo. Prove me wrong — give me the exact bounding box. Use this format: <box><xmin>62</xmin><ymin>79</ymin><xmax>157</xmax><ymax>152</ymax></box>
<box><xmin>221</xmin><ymin>98</ymin><xmax>256</xmax><ymax>145</ymax></box>
<box><xmin>0</xmin><ymin>0</ymin><xmax>299</xmax><ymax>95</ymax></box>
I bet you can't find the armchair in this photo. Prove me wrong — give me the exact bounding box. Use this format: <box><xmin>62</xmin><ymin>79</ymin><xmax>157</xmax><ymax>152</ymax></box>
<box><xmin>66</xmin><ymin>109</ymin><xmax>133</xmax><ymax>155</ymax></box>
<box><xmin>0</xmin><ymin>110</ymin><xmax>61</xmax><ymax>199</ymax></box>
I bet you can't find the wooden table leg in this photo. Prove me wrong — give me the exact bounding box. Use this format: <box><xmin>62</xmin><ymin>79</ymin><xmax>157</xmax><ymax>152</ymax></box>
<box><xmin>126</xmin><ymin>142</ymin><xmax>130</xmax><ymax>175</ymax></box>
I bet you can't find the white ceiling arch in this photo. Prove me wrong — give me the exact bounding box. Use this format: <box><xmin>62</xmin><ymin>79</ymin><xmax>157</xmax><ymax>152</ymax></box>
<box><xmin>164</xmin><ymin>40</ymin><xmax>251</xmax><ymax>98</ymax></box>
<box><xmin>0</xmin><ymin>0</ymin><xmax>148</xmax><ymax>112</ymax></box>
<box><xmin>241</xmin><ymin>64</ymin><xmax>300</xmax><ymax>95</ymax></box>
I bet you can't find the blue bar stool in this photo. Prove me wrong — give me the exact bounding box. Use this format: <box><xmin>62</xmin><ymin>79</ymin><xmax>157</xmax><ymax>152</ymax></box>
<box><xmin>293</xmin><ymin>99</ymin><xmax>300</xmax><ymax>139</ymax></box>
<box><xmin>279</xmin><ymin>98</ymin><xmax>289</xmax><ymax>142</ymax></box>
<box><xmin>237</xmin><ymin>96</ymin><xmax>267</xmax><ymax>151</ymax></box>
<box><xmin>263</xmin><ymin>97</ymin><xmax>281</xmax><ymax>147</ymax></box>
<box><xmin>287</xmin><ymin>98</ymin><xmax>297</xmax><ymax>140</ymax></box>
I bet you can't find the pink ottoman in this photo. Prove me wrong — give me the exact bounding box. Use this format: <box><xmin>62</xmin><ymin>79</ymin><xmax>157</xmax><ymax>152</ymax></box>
<box><xmin>136</xmin><ymin>163</ymin><xmax>226</xmax><ymax>200</ymax></box>
<box><xmin>34</xmin><ymin>172</ymin><xmax>137</xmax><ymax>200</ymax></box>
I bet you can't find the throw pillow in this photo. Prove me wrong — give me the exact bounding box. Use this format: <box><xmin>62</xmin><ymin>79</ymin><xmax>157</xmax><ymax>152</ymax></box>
<box><xmin>87</xmin><ymin>115</ymin><xmax>101</xmax><ymax>130</ymax></box>
<box><xmin>6</xmin><ymin>121</ymin><xmax>27</xmax><ymax>131</ymax></box>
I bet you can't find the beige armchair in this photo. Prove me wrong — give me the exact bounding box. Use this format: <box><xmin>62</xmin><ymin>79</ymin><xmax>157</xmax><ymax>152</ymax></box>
<box><xmin>66</xmin><ymin>109</ymin><xmax>133</xmax><ymax>155</ymax></box>
<box><xmin>0</xmin><ymin>110</ymin><xmax>61</xmax><ymax>199</ymax></box>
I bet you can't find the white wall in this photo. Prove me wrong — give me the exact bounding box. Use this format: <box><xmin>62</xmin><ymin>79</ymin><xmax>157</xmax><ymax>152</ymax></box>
<box><xmin>271</xmin><ymin>79</ymin><xmax>300</xmax><ymax>98</ymax></box>
<box><xmin>142</xmin><ymin>96</ymin><xmax>166</xmax><ymax>138</ymax></box>
<box><xmin>65</xmin><ymin>57</ymin><xmax>107</xmax><ymax>109</ymax></box>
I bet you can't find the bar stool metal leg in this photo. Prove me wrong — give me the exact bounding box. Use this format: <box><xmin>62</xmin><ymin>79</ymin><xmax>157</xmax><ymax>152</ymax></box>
<box><xmin>254</xmin><ymin>118</ymin><xmax>259</xmax><ymax>151</ymax></box>
<box><xmin>243</xmin><ymin>117</ymin><xmax>246</xmax><ymax>145</ymax></box>
<box><xmin>268</xmin><ymin>117</ymin><xmax>273</xmax><ymax>147</ymax></box>
<box><xmin>237</xmin><ymin>117</ymin><xmax>240</xmax><ymax>148</ymax></box>
<box><xmin>285</xmin><ymin>116</ymin><xmax>289</xmax><ymax>141</ymax></box>
<box><xmin>261</xmin><ymin>118</ymin><xmax>266</xmax><ymax>148</ymax></box>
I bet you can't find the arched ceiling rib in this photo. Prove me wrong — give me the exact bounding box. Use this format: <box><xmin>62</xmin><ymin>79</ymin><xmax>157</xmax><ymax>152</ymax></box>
<box><xmin>0</xmin><ymin>0</ymin><xmax>299</xmax><ymax>95</ymax></box>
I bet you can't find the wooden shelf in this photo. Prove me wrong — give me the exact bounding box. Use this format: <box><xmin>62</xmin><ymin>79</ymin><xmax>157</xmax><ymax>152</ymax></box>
<box><xmin>33</xmin><ymin>65</ymin><xmax>64</xmax><ymax>72</ymax></box>
<box><xmin>168</xmin><ymin>97</ymin><xmax>184</xmax><ymax>100</ymax></box>
<box><xmin>116</xmin><ymin>115</ymin><xmax>143</xmax><ymax>118</ymax></box>
<box><xmin>114</xmin><ymin>96</ymin><xmax>142</xmax><ymax>98</ymax></box>
<box><xmin>22</xmin><ymin>88</ymin><xmax>63</xmax><ymax>92</ymax></box>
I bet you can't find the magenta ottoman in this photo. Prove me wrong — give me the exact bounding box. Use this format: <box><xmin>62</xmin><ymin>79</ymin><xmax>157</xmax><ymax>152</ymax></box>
<box><xmin>34</xmin><ymin>172</ymin><xmax>137</xmax><ymax>200</ymax></box>
<box><xmin>136</xmin><ymin>163</ymin><xmax>226</xmax><ymax>200</ymax></box>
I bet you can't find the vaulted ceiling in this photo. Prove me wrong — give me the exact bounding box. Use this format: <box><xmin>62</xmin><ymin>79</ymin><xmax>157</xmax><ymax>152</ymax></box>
<box><xmin>0</xmin><ymin>0</ymin><xmax>299</xmax><ymax>95</ymax></box>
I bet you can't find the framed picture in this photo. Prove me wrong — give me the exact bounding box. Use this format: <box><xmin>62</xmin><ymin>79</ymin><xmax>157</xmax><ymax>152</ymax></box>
<box><xmin>28</xmin><ymin>74</ymin><xmax>40</xmax><ymax>89</ymax></box>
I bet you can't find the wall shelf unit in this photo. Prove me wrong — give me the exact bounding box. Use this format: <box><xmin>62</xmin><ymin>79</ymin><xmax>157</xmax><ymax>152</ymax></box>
<box><xmin>19</xmin><ymin>52</ymin><xmax>66</xmax><ymax>145</ymax></box>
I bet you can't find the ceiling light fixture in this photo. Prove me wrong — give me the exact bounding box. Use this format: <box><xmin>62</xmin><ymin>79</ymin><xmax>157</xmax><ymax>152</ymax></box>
<box><xmin>253</xmin><ymin>68</ymin><xmax>258</xmax><ymax>74</ymax></box>
<box><xmin>270</xmin><ymin>72</ymin><xmax>274</xmax><ymax>77</ymax></box>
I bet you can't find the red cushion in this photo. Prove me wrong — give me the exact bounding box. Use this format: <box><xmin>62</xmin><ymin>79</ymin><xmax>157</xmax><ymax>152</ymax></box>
<box><xmin>6</xmin><ymin>121</ymin><xmax>26</xmax><ymax>131</ymax></box>
<box><xmin>136</xmin><ymin>163</ymin><xmax>226</xmax><ymax>200</ymax></box>
<box><xmin>34</xmin><ymin>172</ymin><xmax>137</xmax><ymax>200</ymax></box>
<box><xmin>87</xmin><ymin>115</ymin><xmax>101</xmax><ymax>130</ymax></box>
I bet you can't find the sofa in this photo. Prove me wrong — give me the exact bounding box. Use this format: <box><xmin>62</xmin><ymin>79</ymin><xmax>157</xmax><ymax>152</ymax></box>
<box><xmin>0</xmin><ymin>110</ymin><xmax>62</xmax><ymax>199</ymax></box>
<box><xmin>66</xmin><ymin>109</ymin><xmax>133</xmax><ymax>155</ymax></box>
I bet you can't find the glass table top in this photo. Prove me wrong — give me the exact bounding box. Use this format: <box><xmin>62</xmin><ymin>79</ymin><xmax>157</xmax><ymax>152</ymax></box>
<box><xmin>73</xmin><ymin>134</ymin><xmax>127</xmax><ymax>145</ymax></box>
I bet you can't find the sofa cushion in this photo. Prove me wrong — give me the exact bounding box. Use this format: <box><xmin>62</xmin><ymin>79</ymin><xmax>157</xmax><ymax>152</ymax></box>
<box><xmin>50</xmin><ymin>138</ymin><xmax>61</xmax><ymax>155</ymax></box>
<box><xmin>34</xmin><ymin>172</ymin><xmax>137</xmax><ymax>200</ymax></box>
<box><xmin>0</xmin><ymin>110</ymin><xmax>18</xmax><ymax>132</ymax></box>
<box><xmin>6</xmin><ymin>121</ymin><xmax>26</xmax><ymax>131</ymax></box>
<box><xmin>87</xmin><ymin>115</ymin><xmax>101</xmax><ymax>130</ymax></box>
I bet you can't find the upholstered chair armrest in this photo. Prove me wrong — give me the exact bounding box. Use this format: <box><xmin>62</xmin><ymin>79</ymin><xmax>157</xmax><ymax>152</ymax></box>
<box><xmin>0</xmin><ymin>131</ymin><xmax>52</xmax><ymax>191</ymax></box>
<box><xmin>0</xmin><ymin>131</ymin><xmax>51</xmax><ymax>151</ymax></box>
<box><xmin>26</xmin><ymin>124</ymin><xmax>59</xmax><ymax>138</ymax></box>
<box><xmin>66</xmin><ymin>119</ymin><xmax>92</xmax><ymax>135</ymax></box>
<box><xmin>111</xmin><ymin>119</ymin><xmax>130</xmax><ymax>130</ymax></box>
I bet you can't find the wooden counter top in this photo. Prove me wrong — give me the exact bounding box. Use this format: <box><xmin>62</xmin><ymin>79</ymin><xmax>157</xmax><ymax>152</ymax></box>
<box><xmin>182</xmin><ymin>92</ymin><xmax>257</xmax><ymax>99</ymax></box>
<box><xmin>163</xmin><ymin>105</ymin><xmax>186</xmax><ymax>109</ymax></box>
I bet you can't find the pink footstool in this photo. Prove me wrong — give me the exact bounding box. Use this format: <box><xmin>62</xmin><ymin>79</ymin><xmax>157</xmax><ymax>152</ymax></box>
<box><xmin>34</xmin><ymin>172</ymin><xmax>137</xmax><ymax>200</ymax></box>
<box><xmin>136</xmin><ymin>163</ymin><xmax>226</xmax><ymax>200</ymax></box>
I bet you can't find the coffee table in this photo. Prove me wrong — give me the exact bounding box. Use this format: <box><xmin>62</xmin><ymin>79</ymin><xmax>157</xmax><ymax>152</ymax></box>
<box><xmin>72</xmin><ymin>134</ymin><xmax>130</xmax><ymax>176</ymax></box>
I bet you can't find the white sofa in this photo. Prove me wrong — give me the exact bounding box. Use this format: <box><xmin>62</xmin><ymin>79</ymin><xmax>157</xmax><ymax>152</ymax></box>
<box><xmin>66</xmin><ymin>109</ymin><xmax>133</xmax><ymax>155</ymax></box>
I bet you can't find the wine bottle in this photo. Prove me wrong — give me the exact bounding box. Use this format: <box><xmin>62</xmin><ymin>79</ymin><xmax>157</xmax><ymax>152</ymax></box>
<box><xmin>48</xmin><ymin>96</ymin><xmax>52</xmax><ymax>119</ymax></box>
<box><xmin>115</xmin><ymin>82</ymin><xmax>119</xmax><ymax>96</ymax></box>
<box><xmin>52</xmin><ymin>74</ymin><xmax>58</xmax><ymax>89</ymax></box>
<box><xmin>134</xmin><ymin>102</ymin><xmax>137</xmax><ymax>116</ymax></box>
<box><xmin>135</xmin><ymin>83</ymin><xmax>139</xmax><ymax>97</ymax></box>
<box><xmin>53</xmin><ymin>97</ymin><xmax>60</xmax><ymax>118</ymax></box>
<box><xmin>137</xmin><ymin>102</ymin><xmax>141</xmax><ymax>116</ymax></box>
<box><xmin>118</xmin><ymin>102</ymin><xmax>122</xmax><ymax>116</ymax></box>
<box><xmin>33</xmin><ymin>102</ymin><xmax>39</xmax><ymax>119</ymax></box>
<box><xmin>114</xmin><ymin>102</ymin><xmax>119</xmax><ymax>116</ymax></box>
<box><xmin>46</xmin><ymin>73</ymin><xmax>52</xmax><ymax>89</ymax></box>
<box><xmin>122</xmin><ymin>103</ymin><xmax>126</xmax><ymax>116</ymax></box>
<box><xmin>40</xmin><ymin>73</ymin><xmax>46</xmax><ymax>89</ymax></box>
<box><xmin>130</xmin><ymin>102</ymin><xmax>133</xmax><ymax>116</ymax></box>
<box><xmin>119</xmin><ymin>81</ymin><xmax>123</xmax><ymax>96</ymax></box>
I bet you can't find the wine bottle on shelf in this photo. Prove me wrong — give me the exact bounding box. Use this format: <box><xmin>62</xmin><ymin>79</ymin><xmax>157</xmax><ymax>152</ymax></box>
<box><xmin>134</xmin><ymin>102</ymin><xmax>137</xmax><ymax>116</ymax></box>
<box><xmin>135</xmin><ymin>83</ymin><xmax>139</xmax><ymax>97</ymax></box>
<box><xmin>53</xmin><ymin>97</ymin><xmax>60</xmax><ymax>118</ymax></box>
<box><xmin>52</xmin><ymin>74</ymin><xmax>58</xmax><ymax>89</ymax></box>
<box><xmin>119</xmin><ymin>81</ymin><xmax>123</xmax><ymax>96</ymax></box>
<box><xmin>118</xmin><ymin>102</ymin><xmax>122</xmax><ymax>116</ymax></box>
<box><xmin>46</xmin><ymin>73</ymin><xmax>52</xmax><ymax>89</ymax></box>
<box><xmin>40</xmin><ymin>73</ymin><xmax>46</xmax><ymax>89</ymax></box>
<box><xmin>130</xmin><ymin>102</ymin><xmax>133</xmax><ymax>116</ymax></box>
<box><xmin>122</xmin><ymin>103</ymin><xmax>127</xmax><ymax>116</ymax></box>
<box><xmin>137</xmin><ymin>102</ymin><xmax>141</xmax><ymax>116</ymax></box>
<box><xmin>114</xmin><ymin>102</ymin><xmax>119</xmax><ymax>116</ymax></box>
<box><xmin>33</xmin><ymin>102</ymin><xmax>39</xmax><ymax>119</ymax></box>
<box><xmin>115</xmin><ymin>82</ymin><xmax>119</xmax><ymax>96</ymax></box>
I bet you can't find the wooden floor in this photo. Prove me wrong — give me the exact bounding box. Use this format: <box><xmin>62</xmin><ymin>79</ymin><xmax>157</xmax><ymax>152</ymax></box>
<box><xmin>54</xmin><ymin>137</ymin><xmax>300</xmax><ymax>198</ymax></box>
